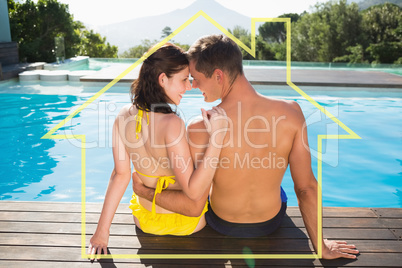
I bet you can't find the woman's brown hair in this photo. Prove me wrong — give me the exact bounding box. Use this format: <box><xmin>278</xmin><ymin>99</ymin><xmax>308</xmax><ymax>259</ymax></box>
<box><xmin>130</xmin><ymin>43</ymin><xmax>188</xmax><ymax>114</ymax></box>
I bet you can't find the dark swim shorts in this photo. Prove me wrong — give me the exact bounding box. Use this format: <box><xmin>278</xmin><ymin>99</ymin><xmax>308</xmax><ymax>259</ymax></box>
<box><xmin>205</xmin><ymin>187</ymin><xmax>287</xmax><ymax>238</ymax></box>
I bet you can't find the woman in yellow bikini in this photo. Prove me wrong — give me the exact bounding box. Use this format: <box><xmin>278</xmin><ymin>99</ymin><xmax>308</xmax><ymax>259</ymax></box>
<box><xmin>88</xmin><ymin>43</ymin><xmax>228</xmax><ymax>258</ymax></box>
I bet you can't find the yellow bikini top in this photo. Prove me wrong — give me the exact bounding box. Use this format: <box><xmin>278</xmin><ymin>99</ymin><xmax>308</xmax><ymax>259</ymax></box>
<box><xmin>134</xmin><ymin>109</ymin><xmax>149</xmax><ymax>139</ymax></box>
<box><xmin>136</xmin><ymin>170</ymin><xmax>175</xmax><ymax>217</ymax></box>
<box><xmin>135</xmin><ymin>109</ymin><xmax>176</xmax><ymax>217</ymax></box>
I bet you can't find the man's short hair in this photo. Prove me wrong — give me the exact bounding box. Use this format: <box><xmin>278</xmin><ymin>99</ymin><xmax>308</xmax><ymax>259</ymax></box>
<box><xmin>187</xmin><ymin>34</ymin><xmax>243</xmax><ymax>84</ymax></box>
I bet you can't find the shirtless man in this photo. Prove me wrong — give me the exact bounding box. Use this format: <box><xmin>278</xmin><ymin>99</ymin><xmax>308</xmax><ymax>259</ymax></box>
<box><xmin>133</xmin><ymin>34</ymin><xmax>359</xmax><ymax>259</ymax></box>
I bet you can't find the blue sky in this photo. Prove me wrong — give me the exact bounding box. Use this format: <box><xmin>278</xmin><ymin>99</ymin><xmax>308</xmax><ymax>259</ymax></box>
<box><xmin>54</xmin><ymin>0</ymin><xmax>326</xmax><ymax>26</ymax></box>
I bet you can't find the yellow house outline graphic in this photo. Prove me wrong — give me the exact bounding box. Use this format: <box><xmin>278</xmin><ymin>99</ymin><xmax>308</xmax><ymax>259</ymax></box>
<box><xmin>41</xmin><ymin>10</ymin><xmax>361</xmax><ymax>260</ymax></box>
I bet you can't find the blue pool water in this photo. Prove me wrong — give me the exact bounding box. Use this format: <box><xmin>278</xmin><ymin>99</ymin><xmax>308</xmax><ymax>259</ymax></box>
<box><xmin>1</xmin><ymin>83</ymin><xmax>401</xmax><ymax>207</ymax></box>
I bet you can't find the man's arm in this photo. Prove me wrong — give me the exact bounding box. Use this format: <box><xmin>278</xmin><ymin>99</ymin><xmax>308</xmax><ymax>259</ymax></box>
<box><xmin>132</xmin><ymin>172</ymin><xmax>208</xmax><ymax>217</ymax></box>
<box><xmin>288</xmin><ymin>102</ymin><xmax>359</xmax><ymax>260</ymax></box>
<box><xmin>133</xmin><ymin>117</ymin><xmax>211</xmax><ymax>217</ymax></box>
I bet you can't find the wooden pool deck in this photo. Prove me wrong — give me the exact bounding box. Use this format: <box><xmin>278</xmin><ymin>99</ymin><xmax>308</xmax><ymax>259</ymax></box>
<box><xmin>0</xmin><ymin>201</ymin><xmax>401</xmax><ymax>267</ymax></box>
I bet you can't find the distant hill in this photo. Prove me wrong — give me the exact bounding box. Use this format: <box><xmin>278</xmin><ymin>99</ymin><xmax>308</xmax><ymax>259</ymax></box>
<box><xmin>347</xmin><ymin>0</ymin><xmax>402</xmax><ymax>10</ymax></box>
<box><xmin>95</xmin><ymin>0</ymin><xmax>251</xmax><ymax>53</ymax></box>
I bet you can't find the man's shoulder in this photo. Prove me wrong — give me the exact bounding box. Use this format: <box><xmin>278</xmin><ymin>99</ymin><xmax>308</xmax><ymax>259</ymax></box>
<box><xmin>251</xmin><ymin>96</ymin><xmax>305</xmax><ymax>129</ymax></box>
<box><xmin>187</xmin><ymin>115</ymin><xmax>205</xmax><ymax>130</ymax></box>
<box><xmin>256</xmin><ymin>95</ymin><xmax>303</xmax><ymax>115</ymax></box>
<box><xmin>276</xmin><ymin>98</ymin><xmax>302</xmax><ymax>113</ymax></box>
<box><xmin>275</xmin><ymin>99</ymin><xmax>305</xmax><ymax>128</ymax></box>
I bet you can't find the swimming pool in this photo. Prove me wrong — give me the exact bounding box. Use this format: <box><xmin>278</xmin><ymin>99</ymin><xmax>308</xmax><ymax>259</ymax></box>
<box><xmin>66</xmin><ymin>58</ymin><xmax>402</xmax><ymax>76</ymax></box>
<box><xmin>0</xmin><ymin>81</ymin><xmax>401</xmax><ymax>207</ymax></box>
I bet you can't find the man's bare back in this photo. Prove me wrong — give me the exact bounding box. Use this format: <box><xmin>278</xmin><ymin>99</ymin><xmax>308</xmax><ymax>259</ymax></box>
<box><xmin>188</xmin><ymin>79</ymin><xmax>303</xmax><ymax>223</ymax></box>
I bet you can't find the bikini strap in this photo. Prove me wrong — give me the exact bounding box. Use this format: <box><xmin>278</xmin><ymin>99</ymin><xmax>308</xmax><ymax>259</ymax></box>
<box><xmin>136</xmin><ymin>170</ymin><xmax>157</xmax><ymax>178</ymax></box>
<box><xmin>135</xmin><ymin>170</ymin><xmax>176</xmax><ymax>218</ymax></box>
<box><xmin>152</xmin><ymin>175</ymin><xmax>175</xmax><ymax>218</ymax></box>
<box><xmin>134</xmin><ymin>109</ymin><xmax>149</xmax><ymax>139</ymax></box>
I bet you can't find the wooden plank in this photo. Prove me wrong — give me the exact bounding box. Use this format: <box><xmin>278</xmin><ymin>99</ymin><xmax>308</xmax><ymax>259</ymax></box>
<box><xmin>2</xmin><ymin>263</ymin><xmax>320</xmax><ymax>268</ymax></box>
<box><xmin>323</xmin><ymin>207</ymin><xmax>378</xmax><ymax>218</ymax></box>
<box><xmin>244</xmin><ymin>253</ymin><xmax>402</xmax><ymax>267</ymax></box>
<box><xmin>0</xmin><ymin>262</ymin><xmax>142</xmax><ymax>268</ymax></box>
<box><xmin>284</xmin><ymin>217</ymin><xmax>402</xmax><ymax>229</ymax></box>
<box><xmin>390</xmin><ymin>229</ymin><xmax>402</xmax><ymax>240</ymax></box>
<box><xmin>318</xmin><ymin>253</ymin><xmax>402</xmax><ymax>267</ymax></box>
<box><xmin>0</xmin><ymin>51</ymin><xmax>18</xmax><ymax>58</ymax></box>
<box><xmin>372</xmin><ymin>208</ymin><xmax>402</xmax><ymax>218</ymax></box>
<box><xmin>1</xmin><ymin>202</ymin><xmax>401</xmax><ymax>267</ymax></box>
<box><xmin>379</xmin><ymin>219</ymin><xmax>402</xmax><ymax>229</ymax></box>
<box><xmin>0</xmin><ymin>202</ymin><xmax>384</xmax><ymax>217</ymax></box>
<box><xmin>0</xmin><ymin>262</ymin><xmax>342</xmax><ymax>268</ymax></box>
<box><xmin>0</xmin><ymin>262</ymin><xmax>214</xmax><ymax>268</ymax></box>
<box><xmin>0</xmin><ymin>202</ymin><xmax>380</xmax><ymax>218</ymax></box>
<box><xmin>317</xmin><ymin>228</ymin><xmax>396</xmax><ymax>240</ymax></box>
<box><xmin>347</xmin><ymin>240</ymin><xmax>402</xmax><ymax>253</ymax></box>
<box><xmin>0</xmin><ymin>201</ymin><xmax>121</xmax><ymax>213</ymax></box>
<box><xmin>0</xmin><ymin>221</ymin><xmax>107</xmax><ymax>235</ymax></box>
<box><xmin>2</xmin><ymin>211</ymin><xmax>394</xmax><ymax>230</ymax></box>
<box><xmin>1</xmin><ymin>232</ymin><xmax>401</xmax><ymax>253</ymax></box>
<box><xmin>0</xmin><ymin>220</ymin><xmax>397</xmax><ymax>240</ymax></box>
<box><xmin>0</xmin><ymin>246</ymin><xmax>401</xmax><ymax>267</ymax></box>
<box><xmin>0</xmin><ymin>233</ymin><xmax>83</xmax><ymax>247</ymax></box>
<box><xmin>0</xmin><ymin>246</ymin><xmax>285</xmax><ymax>265</ymax></box>
<box><xmin>0</xmin><ymin>42</ymin><xmax>18</xmax><ymax>49</ymax></box>
<box><xmin>0</xmin><ymin>55</ymin><xmax>18</xmax><ymax>63</ymax></box>
<box><xmin>286</xmin><ymin>207</ymin><xmax>378</xmax><ymax>218</ymax></box>
<box><xmin>0</xmin><ymin>211</ymin><xmax>132</xmax><ymax>224</ymax></box>
<box><xmin>0</xmin><ymin>232</ymin><xmax>314</xmax><ymax>253</ymax></box>
<box><xmin>324</xmin><ymin>218</ymin><xmax>402</xmax><ymax>229</ymax></box>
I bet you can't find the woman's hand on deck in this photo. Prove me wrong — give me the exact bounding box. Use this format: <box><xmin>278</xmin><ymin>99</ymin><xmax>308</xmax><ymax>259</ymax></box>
<box><xmin>88</xmin><ymin>229</ymin><xmax>109</xmax><ymax>261</ymax></box>
<box><xmin>322</xmin><ymin>239</ymin><xmax>359</xmax><ymax>259</ymax></box>
<box><xmin>201</xmin><ymin>106</ymin><xmax>228</xmax><ymax>146</ymax></box>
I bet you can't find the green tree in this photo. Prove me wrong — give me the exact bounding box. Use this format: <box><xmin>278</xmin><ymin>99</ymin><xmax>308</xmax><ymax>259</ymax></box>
<box><xmin>257</xmin><ymin>13</ymin><xmax>300</xmax><ymax>60</ymax></box>
<box><xmin>333</xmin><ymin>44</ymin><xmax>367</xmax><ymax>63</ymax></box>
<box><xmin>361</xmin><ymin>3</ymin><xmax>401</xmax><ymax>63</ymax></box>
<box><xmin>358</xmin><ymin>0</ymin><xmax>402</xmax><ymax>10</ymax></box>
<box><xmin>174</xmin><ymin>43</ymin><xmax>190</xmax><ymax>51</ymax></box>
<box><xmin>78</xmin><ymin>29</ymin><xmax>118</xmax><ymax>58</ymax></box>
<box><xmin>366</xmin><ymin>42</ymin><xmax>402</xmax><ymax>64</ymax></box>
<box><xmin>8</xmin><ymin>0</ymin><xmax>81</xmax><ymax>62</ymax></box>
<box><xmin>230</xmin><ymin>25</ymin><xmax>249</xmax><ymax>39</ymax></box>
<box><xmin>290</xmin><ymin>12</ymin><xmax>327</xmax><ymax>61</ymax></box>
<box><xmin>255</xmin><ymin>35</ymin><xmax>275</xmax><ymax>60</ymax></box>
<box><xmin>259</xmin><ymin>13</ymin><xmax>300</xmax><ymax>43</ymax></box>
<box><xmin>362</xmin><ymin>3</ymin><xmax>401</xmax><ymax>44</ymax></box>
<box><xmin>271</xmin><ymin>42</ymin><xmax>287</xmax><ymax>61</ymax></box>
<box><xmin>8</xmin><ymin>0</ymin><xmax>117</xmax><ymax>62</ymax></box>
<box><xmin>120</xmin><ymin>39</ymin><xmax>190</xmax><ymax>58</ymax></box>
<box><xmin>292</xmin><ymin>0</ymin><xmax>362</xmax><ymax>62</ymax></box>
<box><xmin>228</xmin><ymin>26</ymin><xmax>254</xmax><ymax>60</ymax></box>
<box><xmin>161</xmin><ymin>26</ymin><xmax>173</xmax><ymax>39</ymax></box>
<box><xmin>119</xmin><ymin>39</ymin><xmax>157</xmax><ymax>58</ymax></box>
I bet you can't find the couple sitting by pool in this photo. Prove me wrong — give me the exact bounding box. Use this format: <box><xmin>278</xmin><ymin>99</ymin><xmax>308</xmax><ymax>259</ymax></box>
<box><xmin>88</xmin><ymin>35</ymin><xmax>359</xmax><ymax>260</ymax></box>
